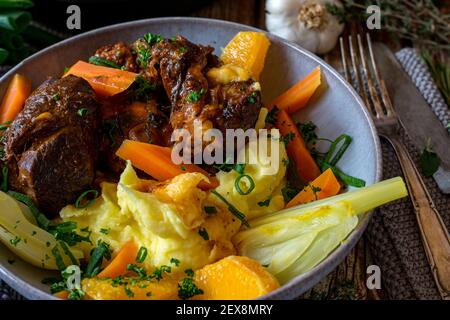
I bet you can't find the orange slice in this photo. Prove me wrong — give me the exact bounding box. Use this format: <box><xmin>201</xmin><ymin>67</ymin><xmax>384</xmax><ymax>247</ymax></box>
<box><xmin>221</xmin><ymin>32</ymin><xmax>270</xmax><ymax>80</ymax></box>
<box><xmin>81</xmin><ymin>276</ymin><xmax>180</xmax><ymax>300</ymax></box>
<box><xmin>194</xmin><ymin>255</ymin><xmax>280</xmax><ymax>300</ymax></box>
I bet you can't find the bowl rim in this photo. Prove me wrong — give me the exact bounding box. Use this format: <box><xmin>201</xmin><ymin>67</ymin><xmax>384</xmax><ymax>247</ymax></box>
<box><xmin>0</xmin><ymin>16</ymin><xmax>382</xmax><ymax>300</ymax></box>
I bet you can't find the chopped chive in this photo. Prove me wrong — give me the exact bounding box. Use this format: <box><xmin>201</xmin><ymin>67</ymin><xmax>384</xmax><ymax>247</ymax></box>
<box><xmin>211</xmin><ymin>190</ymin><xmax>249</xmax><ymax>227</ymax></box>
<box><xmin>136</xmin><ymin>246</ymin><xmax>148</xmax><ymax>263</ymax></box>
<box><xmin>234</xmin><ymin>174</ymin><xmax>255</xmax><ymax>195</ymax></box>
<box><xmin>75</xmin><ymin>189</ymin><xmax>98</xmax><ymax>209</ymax></box>
<box><xmin>204</xmin><ymin>206</ymin><xmax>217</xmax><ymax>214</ymax></box>
<box><xmin>88</xmin><ymin>56</ymin><xmax>121</xmax><ymax>69</ymax></box>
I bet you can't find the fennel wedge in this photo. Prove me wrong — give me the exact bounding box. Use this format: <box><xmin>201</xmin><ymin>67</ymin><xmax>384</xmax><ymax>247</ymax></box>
<box><xmin>233</xmin><ymin>177</ymin><xmax>408</xmax><ymax>283</ymax></box>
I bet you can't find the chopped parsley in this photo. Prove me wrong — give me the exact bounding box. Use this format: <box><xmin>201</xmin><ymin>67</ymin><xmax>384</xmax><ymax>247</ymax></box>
<box><xmin>52</xmin><ymin>93</ymin><xmax>60</xmax><ymax>101</ymax></box>
<box><xmin>170</xmin><ymin>258</ymin><xmax>180</xmax><ymax>267</ymax></box>
<box><xmin>144</xmin><ymin>33</ymin><xmax>164</xmax><ymax>45</ymax></box>
<box><xmin>186</xmin><ymin>88</ymin><xmax>206</xmax><ymax>103</ymax></box>
<box><xmin>152</xmin><ymin>265</ymin><xmax>171</xmax><ymax>281</ymax></box>
<box><xmin>257</xmin><ymin>196</ymin><xmax>272</xmax><ymax>207</ymax></box>
<box><xmin>297</xmin><ymin>121</ymin><xmax>318</xmax><ymax>144</ymax></box>
<box><xmin>178</xmin><ymin>277</ymin><xmax>203</xmax><ymax>300</ymax></box>
<box><xmin>124</xmin><ymin>286</ymin><xmax>134</xmax><ymax>298</ymax></box>
<box><xmin>281</xmin><ymin>185</ymin><xmax>301</xmax><ymax>203</ymax></box>
<box><xmin>281</xmin><ymin>132</ymin><xmax>295</xmax><ymax>147</ymax></box>
<box><xmin>247</xmin><ymin>92</ymin><xmax>258</xmax><ymax>104</ymax></box>
<box><xmin>180</xmin><ymin>165</ymin><xmax>187</xmax><ymax>171</ymax></box>
<box><xmin>77</xmin><ymin>108</ymin><xmax>88</xmax><ymax>117</ymax></box>
<box><xmin>184</xmin><ymin>269</ymin><xmax>194</xmax><ymax>277</ymax></box>
<box><xmin>309</xmin><ymin>183</ymin><xmax>322</xmax><ymax>200</ymax></box>
<box><xmin>88</xmin><ymin>56</ymin><xmax>121</xmax><ymax>69</ymax></box>
<box><xmin>84</xmin><ymin>240</ymin><xmax>112</xmax><ymax>277</ymax></box>
<box><xmin>133</xmin><ymin>75</ymin><xmax>156</xmax><ymax>101</ymax></box>
<box><xmin>100</xmin><ymin>227</ymin><xmax>110</xmax><ymax>235</ymax></box>
<box><xmin>137</xmin><ymin>45</ymin><xmax>151</xmax><ymax>68</ymax></box>
<box><xmin>204</xmin><ymin>206</ymin><xmax>217</xmax><ymax>214</ymax></box>
<box><xmin>9</xmin><ymin>236</ymin><xmax>21</xmax><ymax>246</ymax></box>
<box><xmin>265</xmin><ymin>106</ymin><xmax>279</xmax><ymax>125</ymax></box>
<box><xmin>127</xmin><ymin>264</ymin><xmax>147</xmax><ymax>279</ymax></box>
<box><xmin>179</xmin><ymin>46</ymin><xmax>187</xmax><ymax>53</ymax></box>
<box><xmin>198</xmin><ymin>228</ymin><xmax>209</xmax><ymax>241</ymax></box>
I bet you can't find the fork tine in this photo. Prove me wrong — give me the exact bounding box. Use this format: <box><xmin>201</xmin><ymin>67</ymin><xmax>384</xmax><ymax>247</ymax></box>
<box><xmin>348</xmin><ymin>35</ymin><xmax>372</xmax><ymax>115</ymax></box>
<box><xmin>339</xmin><ymin>37</ymin><xmax>351</xmax><ymax>83</ymax></box>
<box><xmin>356</xmin><ymin>34</ymin><xmax>385</xmax><ymax>118</ymax></box>
<box><xmin>366</xmin><ymin>33</ymin><xmax>396</xmax><ymax>117</ymax></box>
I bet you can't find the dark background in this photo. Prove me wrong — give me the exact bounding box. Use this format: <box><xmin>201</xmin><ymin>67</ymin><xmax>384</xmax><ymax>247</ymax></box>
<box><xmin>31</xmin><ymin>0</ymin><xmax>212</xmax><ymax>35</ymax></box>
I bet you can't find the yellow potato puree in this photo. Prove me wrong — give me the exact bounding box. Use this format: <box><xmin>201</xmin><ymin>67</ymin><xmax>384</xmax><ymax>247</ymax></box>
<box><xmin>60</xmin><ymin>137</ymin><xmax>287</xmax><ymax>272</ymax></box>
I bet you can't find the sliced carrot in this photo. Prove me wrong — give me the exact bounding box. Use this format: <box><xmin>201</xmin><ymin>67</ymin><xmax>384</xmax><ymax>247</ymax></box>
<box><xmin>115</xmin><ymin>140</ymin><xmax>219</xmax><ymax>190</ymax></box>
<box><xmin>0</xmin><ymin>74</ymin><xmax>31</xmax><ymax>124</ymax></box>
<box><xmin>286</xmin><ymin>168</ymin><xmax>341</xmax><ymax>208</ymax></box>
<box><xmin>53</xmin><ymin>290</ymin><xmax>69</xmax><ymax>300</ymax></box>
<box><xmin>276</xmin><ymin>109</ymin><xmax>321</xmax><ymax>184</ymax></box>
<box><xmin>269</xmin><ymin>66</ymin><xmax>321</xmax><ymax>114</ymax></box>
<box><xmin>98</xmin><ymin>241</ymin><xmax>138</xmax><ymax>279</ymax></box>
<box><xmin>64</xmin><ymin>61</ymin><xmax>137</xmax><ymax>97</ymax></box>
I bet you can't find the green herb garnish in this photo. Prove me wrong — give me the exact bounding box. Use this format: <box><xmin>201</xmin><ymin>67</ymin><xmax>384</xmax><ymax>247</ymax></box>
<box><xmin>186</xmin><ymin>88</ymin><xmax>206</xmax><ymax>103</ymax></box>
<box><xmin>178</xmin><ymin>277</ymin><xmax>203</xmax><ymax>300</ymax></box>
<box><xmin>84</xmin><ymin>240</ymin><xmax>112</xmax><ymax>277</ymax></box>
<box><xmin>211</xmin><ymin>190</ymin><xmax>249</xmax><ymax>227</ymax></box>
<box><xmin>281</xmin><ymin>132</ymin><xmax>295</xmax><ymax>147</ymax></box>
<box><xmin>419</xmin><ymin>139</ymin><xmax>440</xmax><ymax>177</ymax></box>
<box><xmin>257</xmin><ymin>196</ymin><xmax>272</xmax><ymax>207</ymax></box>
<box><xmin>265</xmin><ymin>106</ymin><xmax>279</xmax><ymax>125</ymax></box>
<box><xmin>235</xmin><ymin>174</ymin><xmax>255</xmax><ymax>195</ymax></box>
<box><xmin>77</xmin><ymin>108</ymin><xmax>88</xmax><ymax>117</ymax></box>
<box><xmin>198</xmin><ymin>228</ymin><xmax>209</xmax><ymax>240</ymax></box>
<box><xmin>9</xmin><ymin>236</ymin><xmax>21</xmax><ymax>246</ymax></box>
<box><xmin>144</xmin><ymin>33</ymin><xmax>164</xmax><ymax>45</ymax></box>
<box><xmin>88</xmin><ymin>56</ymin><xmax>121</xmax><ymax>69</ymax></box>
<box><xmin>170</xmin><ymin>258</ymin><xmax>180</xmax><ymax>266</ymax></box>
<box><xmin>184</xmin><ymin>269</ymin><xmax>194</xmax><ymax>277</ymax></box>
<box><xmin>204</xmin><ymin>206</ymin><xmax>217</xmax><ymax>214</ymax></box>
<box><xmin>136</xmin><ymin>246</ymin><xmax>148</xmax><ymax>263</ymax></box>
<box><xmin>75</xmin><ymin>189</ymin><xmax>98</xmax><ymax>209</ymax></box>
<box><xmin>281</xmin><ymin>185</ymin><xmax>300</xmax><ymax>203</ymax></box>
<box><xmin>247</xmin><ymin>92</ymin><xmax>258</xmax><ymax>104</ymax></box>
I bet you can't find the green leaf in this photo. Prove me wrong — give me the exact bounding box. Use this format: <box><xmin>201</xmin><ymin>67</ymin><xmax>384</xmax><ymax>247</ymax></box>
<box><xmin>419</xmin><ymin>141</ymin><xmax>440</xmax><ymax>177</ymax></box>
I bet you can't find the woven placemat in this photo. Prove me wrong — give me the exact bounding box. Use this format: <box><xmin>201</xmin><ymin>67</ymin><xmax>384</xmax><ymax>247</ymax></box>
<box><xmin>366</xmin><ymin>128</ymin><xmax>450</xmax><ymax>300</ymax></box>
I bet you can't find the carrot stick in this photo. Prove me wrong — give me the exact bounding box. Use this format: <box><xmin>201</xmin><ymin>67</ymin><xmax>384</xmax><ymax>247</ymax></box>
<box><xmin>0</xmin><ymin>74</ymin><xmax>31</xmax><ymax>124</ymax></box>
<box><xmin>116</xmin><ymin>140</ymin><xmax>219</xmax><ymax>190</ymax></box>
<box><xmin>269</xmin><ymin>66</ymin><xmax>321</xmax><ymax>114</ymax></box>
<box><xmin>64</xmin><ymin>61</ymin><xmax>137</xmax><ymax>97</ymax></box>
<box><xmin>286</xmin><ymin>168</ymin><xmax>341</xmax><ymax>208</ymax></box>
<box><xmin>276</xmin><ymin>109</ymin><xmax>321</xmax><ymax>184</ymax></box>
<box><xmin>53</xmin><ymin>290</ymin><xmax>69</xmax><ymax>300</ymax></box>
<box><xmin>98</xmin><ymin>241</ymin><xmax>138</xmax><ymax>279</ymax></box>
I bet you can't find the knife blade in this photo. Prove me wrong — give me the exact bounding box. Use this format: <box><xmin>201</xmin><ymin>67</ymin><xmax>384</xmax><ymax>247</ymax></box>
<box><xmin>372</xmin><ymin>43</ymin><xmax>450</xmax><ymax>194</ymax></box>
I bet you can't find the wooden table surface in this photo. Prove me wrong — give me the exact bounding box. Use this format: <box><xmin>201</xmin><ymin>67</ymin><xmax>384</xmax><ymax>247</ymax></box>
<box><xmin>191</xmin><ymin>0</ymin><xmax>387</xmax><ymax>300</ymax></box>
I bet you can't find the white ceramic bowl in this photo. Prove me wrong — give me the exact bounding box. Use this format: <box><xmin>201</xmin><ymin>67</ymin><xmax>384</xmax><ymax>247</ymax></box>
<box><xmin>0</xmin><ymin>17</ymin><xmax>381</xmax><ymax>300</ymax></box>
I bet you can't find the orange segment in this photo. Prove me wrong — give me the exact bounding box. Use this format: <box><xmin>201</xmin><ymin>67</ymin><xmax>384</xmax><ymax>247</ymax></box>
<box><xmin>221</xmin><ymin>32</ymin><xmax>270</xmax><ymax>80</ymax></box>
<box><xmin>194</xmin><ymin>255</ymin><xmax>280</xmax><ymax>300</ymax></box>
<box><xmin>82</xmin><ymin>276</ymin><xmax>180</xmax><ymax>300</ymax></box>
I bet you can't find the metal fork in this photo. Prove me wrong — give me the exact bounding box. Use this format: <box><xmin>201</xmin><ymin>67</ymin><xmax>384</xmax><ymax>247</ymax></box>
<box><xmin>340</xmin><ymin>33</ymin><xmax>450</xmax><ymax>300</ymax></box>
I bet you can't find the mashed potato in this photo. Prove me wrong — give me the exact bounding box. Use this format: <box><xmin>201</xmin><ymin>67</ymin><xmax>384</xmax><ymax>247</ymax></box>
<box><xmin>60</xmin><ymin>137</ymin><xmax>287</xmax><ymax>272</ymax></box>
<box><xmin>215</xmin><ymin>136</ymin><xmax>288</xmax><ymax>220</ymax></box>
<box><xmin>60</xmin><ymin>162</ymin><xmax>240</xmax><ymax>272</ymax></box>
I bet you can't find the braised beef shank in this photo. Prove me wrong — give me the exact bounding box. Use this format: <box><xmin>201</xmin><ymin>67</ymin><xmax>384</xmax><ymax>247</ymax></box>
<box><xmin>2</xmin><ymin>75</ymin><xmax>99</xmax><ymax>216</ymax></box>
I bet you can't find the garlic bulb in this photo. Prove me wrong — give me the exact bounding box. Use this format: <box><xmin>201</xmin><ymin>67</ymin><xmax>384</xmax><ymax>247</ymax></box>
<box><xmin>266</xmin><ymin>0</ymin><xmax>345</xmax><ymax>54</ymax></box>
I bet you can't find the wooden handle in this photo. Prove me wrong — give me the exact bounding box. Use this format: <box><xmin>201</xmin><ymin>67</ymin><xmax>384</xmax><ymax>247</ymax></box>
<box><xmin>385</xmin><ymin>136</ymin><xmax>450</xmax><ymax>299</ymax></box>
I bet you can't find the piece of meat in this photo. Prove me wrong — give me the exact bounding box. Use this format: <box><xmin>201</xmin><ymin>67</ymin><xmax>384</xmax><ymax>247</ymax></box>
<box><xmin>151</xmin><ymin>36</ymin><xmax>261</xmax><ymax>140</ymax></box>
<box><xmin>94</xmin><ymin>41</ymin><xmax>138</xmax><ymax>72</ymax></box>
<box><xmin>2</xmin><ymin>75</ymin><xmax>100</xmax><ymax>216</ymax></box>
<box><xmin>214</xmin><ymin>80</ymin><xmax>262</xmax><ymax>132</ymax></box>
